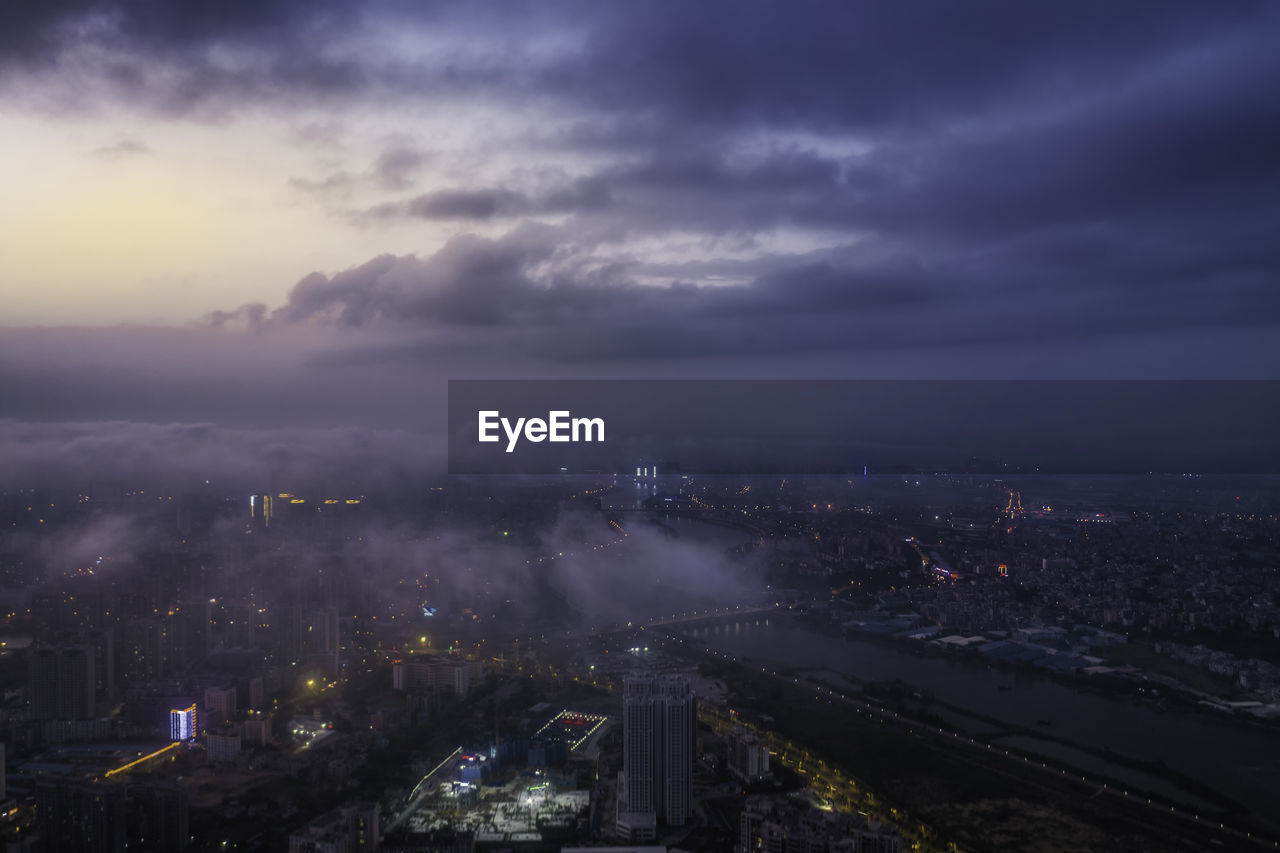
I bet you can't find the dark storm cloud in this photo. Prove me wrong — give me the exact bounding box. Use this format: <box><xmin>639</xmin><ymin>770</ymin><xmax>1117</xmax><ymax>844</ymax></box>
<box><xmin>288</xmin><ymin>145</ymin><xmax>432</xmax><ymax>203</ymax></box>
<box><xmin>11</xmin><ymin>0</ymin><xmax>1280</xmax><ymax>270</ymax></box>
<box><xmin>213</xmin><ymin>214</ymin><xmax>1275</xmax><ymax>366</ymax></box>
<box><xmin>566</xmin><ymin>50</ymin><xmax>1280</xmax><ymax>246</ymax></box>
<box><xmin>357</xmin><ymin>177</ymin><xmax>611</xmax><ymax>223</ymax></box>
<box><xmin>556</xmin><ymin>3</ymin><xmax>1275</xmax><ymax>135</ymax></box>
<box><xmin>353</xmin><ymin>153</ymin><xmax>833</xmax><ymax>226</ymax></box>
<box><xmin>373</xmin><ymin>144</ymin><xmax>429</xmax><ymax>190</ymax></box>
<box><xmin>0</xmin><ymin>0</ymin><xmax>361</xmax><ymax>116</ymax></box>
<box><xmin>4</xmin><ymin>2</ymin><xmax>1268</xmax><ymax>129</ymax></box>
<box><xmin>269</xmin><ymin>229</ymin><xmax>556</xmax><ymax>327</ymax></box>
<box><xmin>341</xmin><ymin>44</ymin><xmax>1280</xmax><ymax>319</ymax></box>
<box><xmin>0</xmin><ymin>0</ymin><xmax>352</xmax><ymax>62</ymax></box>
<box><xmin>414</xmin><ymin>189</ymin><xmax>521</xmax><ymax>220</ymax></box>
<box><xmin>396</xmin><ymin>189</ymin><xmax>526</xmax><ymax>222</ymax></box>
<box><xmin>4</xmin><ymin>0</ymin><xmax>1280</xmax><ymax>442</ymax></box>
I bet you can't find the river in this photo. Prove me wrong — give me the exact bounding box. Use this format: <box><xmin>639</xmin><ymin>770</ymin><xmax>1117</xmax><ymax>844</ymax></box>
<box><xmin>686</xmin><ymin>618</ymin><xmax>1280</xmax><ymax>830</ymax></box>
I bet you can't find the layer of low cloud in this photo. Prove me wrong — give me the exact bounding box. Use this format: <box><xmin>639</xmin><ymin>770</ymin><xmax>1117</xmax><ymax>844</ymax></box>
<box><xmin>207</xmin><ymin>219</ymin><xmax>1279</xmax><ymax>365</ymax></box>
<box><xmin>0</xmin><ymin>419</ymin><xmax>441</xmax><ymax>492</ymax></box>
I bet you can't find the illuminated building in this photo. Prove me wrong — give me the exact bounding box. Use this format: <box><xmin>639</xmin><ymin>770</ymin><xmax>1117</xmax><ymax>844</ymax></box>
<box><xmin>249</xmin><ymin>493</ymin><xmax>274</xmax><ymax>529</ymax></box>
<box><xmin>170</xmin><ymin>704</ymin><xmax>196</xmax><ymax>741</ymax></box>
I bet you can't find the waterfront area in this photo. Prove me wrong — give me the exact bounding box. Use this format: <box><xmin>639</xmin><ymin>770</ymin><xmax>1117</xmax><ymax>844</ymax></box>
<box><xmin>686</xmin><ymin>617</ymin><xmax>1280</xmax><ymax>835</ymax></box>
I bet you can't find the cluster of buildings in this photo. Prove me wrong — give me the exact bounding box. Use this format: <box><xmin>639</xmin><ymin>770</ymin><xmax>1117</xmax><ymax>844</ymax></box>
<box><xmin>739</xmin><ymin>795</ymin><xmax>901</xmax><ymax>853</ymax></box>
<box><xmin>13</xmin><ymin>592</ymin><xmax>336</xmax><ymax>743</ymax></box>
<box><xmin>0</xmin><ymin>482</ymin><xmax>579</xmax><ymax>850</ymax></box>
<box><xmin>288</xmin><ymin>802</ymin><xmax>380</xmax><ymax>853</ymax></box>
<box><xmin>1155</xmin><ymin>640</ymin><xmax>1280</xmax><ymax>702</ymax></box>
<box><xmin>788</xmin><ymin>497</ymin><xmax>1280</xmax><ymax>705</ymax></box>
<box><xmin>777</xmin><ymin>482</ymin><xmax>1279</xmax><ymax>641</ymax></box>
<box><xmin>397</xmin><ymin>774</ymin><xmax>591</xmax><ymax>848</ymax></box>
<box><xmin>392</xmin><ymin>656</ymin><xmax>484</xmax><ymax>699</ymax></box>
<box><xmin>6</xmin><ymin>474</ymin><xmax>1266</xmax><ymax>849</ymax></box>
<box><xmin>4</xmin><ymin>753</ymin><xmax>191</xmax><ymax>851</ymax></box>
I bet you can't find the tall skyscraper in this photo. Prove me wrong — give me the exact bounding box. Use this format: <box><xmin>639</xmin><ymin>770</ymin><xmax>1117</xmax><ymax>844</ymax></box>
<box><xmin>305</xmin><ymin>605</ymin><xmax>341</xmax><ymax>677</ymax></box>
<box><xmin>617</xmin><ymin>673</ymin><xmax>695</xmax><ymax>839</ymax></box>
<box><xmin>658</xmin><ymin>675</ymin><xmax>695</xmax><ymax>826</ymax></box>
<box><xmin>128</xmin><ymin>783</ymin><xmax>190</xmax><ymax>851</ymax></box>
<box><xmin>275</xmin><ymin>604</ymin><xmax>340</xmax><ymax>675</ymax></box>
<box><xmin>36</xmin><ymin>778</ymin><xmax>127</xmax><ymax>853</ymax></box>
<box><xmin>248</xmin><ymin>676</ymin><xmax>265</xmax><ymax>711</ymax></box>
<box><xmin>167</xmin><ymin>601</ymin><xmax>210</xmax><ymax>670</ymax></box>
<box><xmin>28</xmin><ymin>646</ymin><xmax>96</xmax><ymax>721</ymax></box>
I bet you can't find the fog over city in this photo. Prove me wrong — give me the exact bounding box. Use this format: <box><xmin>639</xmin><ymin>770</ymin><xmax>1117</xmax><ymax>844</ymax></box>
<box><xmin>3</xmin><ymin>3</ymin><xmax>1279</xmax><ymax>852</ymax></box>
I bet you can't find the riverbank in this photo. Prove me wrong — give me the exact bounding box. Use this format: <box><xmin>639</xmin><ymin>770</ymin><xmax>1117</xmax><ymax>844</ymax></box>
<box><xmin>668</xmin><ymin>632</ymin><xmax>1279</xmax><ymax>852</ymax></box>
<box><xmin>804</xmin><ymin>611</ymin><xmax>1280</xmax><ymax>729</ymax></box>
<box><xmin>683</xmin><ymin>617</ymin><xmax>1280</xmax><ymax>835</ymax></box>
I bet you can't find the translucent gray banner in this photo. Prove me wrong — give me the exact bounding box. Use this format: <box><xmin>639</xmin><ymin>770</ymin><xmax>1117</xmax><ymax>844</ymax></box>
<box><xmin>447</xmin><ymin>380</ymin><xmax>1280</xmax><ymax>475</ymax></box>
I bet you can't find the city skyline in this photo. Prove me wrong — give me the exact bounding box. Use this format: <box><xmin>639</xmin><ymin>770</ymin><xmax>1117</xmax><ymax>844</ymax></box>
<box><xmin>3</xmin><ymin>4</ymin><xmax>1280</xmax><ymax>851</ymax></box>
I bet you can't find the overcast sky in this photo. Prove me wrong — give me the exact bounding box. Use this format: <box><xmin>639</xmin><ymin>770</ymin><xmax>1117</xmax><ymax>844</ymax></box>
<box><xmin>2</xmin><ymin>1</ymin><xmax>1279</xmax><ymax>485</ymax></box>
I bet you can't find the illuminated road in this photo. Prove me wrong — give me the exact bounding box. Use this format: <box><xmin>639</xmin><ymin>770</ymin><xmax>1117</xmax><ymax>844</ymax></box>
<box><xmin>387</xmin><ymin>746</ymin><xmax>463</xmax><ymax>833</ymax></box>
